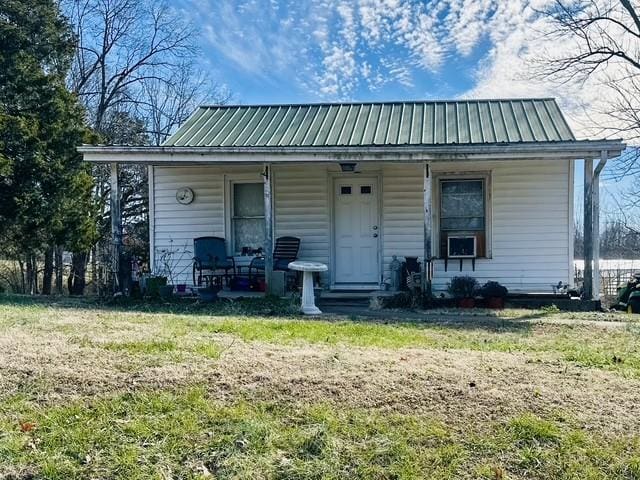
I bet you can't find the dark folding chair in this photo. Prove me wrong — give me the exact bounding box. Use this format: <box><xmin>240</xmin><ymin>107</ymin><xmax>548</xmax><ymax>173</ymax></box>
<box><xmin>249</xmin><ymin>236</ymin><xmax>301</xmax><ymax>278</ymax></box>
<box><xmin>192</xmin><ymin>236</ymin><xmax>235</xmax><ymax>286</ymax></box>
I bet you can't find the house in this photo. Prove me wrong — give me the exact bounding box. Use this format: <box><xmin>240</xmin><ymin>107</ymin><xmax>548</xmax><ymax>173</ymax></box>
<box><xmin>80</xmin><ymin>99</ymin><xmax>624</xmax><ymax>299</ymax></box>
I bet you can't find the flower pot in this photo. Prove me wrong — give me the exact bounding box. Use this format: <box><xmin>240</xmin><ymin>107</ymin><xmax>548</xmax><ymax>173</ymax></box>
<box><xmin>486</xmin><ymin>296</ymin><xmax>505</xmax><ymax>309</ymax></box>
<box><xmin>457</xmin><ymin>297</ymin><xmax>475</xmax><ymax>308</ymax></box>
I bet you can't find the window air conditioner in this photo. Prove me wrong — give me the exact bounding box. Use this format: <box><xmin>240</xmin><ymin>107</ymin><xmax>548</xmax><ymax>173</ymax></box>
<box><xmin>447</xmin><ymin>235</ymin><xmax>477</xmax><ymax>258</ymax></box>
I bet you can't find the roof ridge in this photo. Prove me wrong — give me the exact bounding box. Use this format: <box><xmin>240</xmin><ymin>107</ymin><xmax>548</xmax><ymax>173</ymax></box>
<box><xmin>199</xmin><ymin>98</ymin><xmax>559</xmax><ymax>109</ymax></box>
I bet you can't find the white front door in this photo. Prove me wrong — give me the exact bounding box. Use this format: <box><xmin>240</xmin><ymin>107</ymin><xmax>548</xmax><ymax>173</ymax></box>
<box><xmin>333</xmin><ymin>177</ymin><xmax>380</xmax><ymax>285</ymax></box>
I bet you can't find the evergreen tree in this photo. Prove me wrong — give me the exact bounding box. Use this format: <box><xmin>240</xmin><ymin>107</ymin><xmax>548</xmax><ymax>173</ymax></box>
<box><xmin>0</xmin><ymin>0</ymin><xmax>94</xmax><ymax>294</ymax></box>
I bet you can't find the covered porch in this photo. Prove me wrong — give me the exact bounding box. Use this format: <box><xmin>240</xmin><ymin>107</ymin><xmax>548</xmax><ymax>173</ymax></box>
<box><xmin>82</xmin><ymin>142</ymin><xmax>623</xmax><ymax>301</ymax></box>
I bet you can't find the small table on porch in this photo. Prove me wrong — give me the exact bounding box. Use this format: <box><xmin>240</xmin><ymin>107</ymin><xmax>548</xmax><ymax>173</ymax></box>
<box><xmin>288</xmin><ymin>261</ymin><xmax>327</xmax><ymax>315</ymax></box>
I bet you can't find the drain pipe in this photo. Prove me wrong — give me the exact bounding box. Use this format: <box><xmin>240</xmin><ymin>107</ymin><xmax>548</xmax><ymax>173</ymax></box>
<box><xmin>592</xmin><ymin>150</ymin><xmax>608</xmax><ymax>301</ymax></box>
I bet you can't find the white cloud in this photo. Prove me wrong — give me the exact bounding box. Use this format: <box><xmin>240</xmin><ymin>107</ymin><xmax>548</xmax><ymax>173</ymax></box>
<box><xmin>459</xmin><ymin>0</ymin><xmax>630</xmax><ymax>140</ymax></box>
<box><xmin>194</xmin><ymin>0</ymin><xmax>305</xmax><ymax>80</ymax></box>
<box><xmin>446</xmin><ymin>0</ymin><xmax>495</xmax><ymax>55</ymax></box>
<box><xmin>190</xmin><ymin>0</ymin><xmax>633</xmax><ymax>141</ymax></box>
<box><xmin>193</xmin><ymin>0</ymin><xmax>466</xmax><ymax>99</ymax></box>
<box><xmin>318</xmin><ymin>45</ymin><xmax>357</xmax><ymax>95</ymax></box>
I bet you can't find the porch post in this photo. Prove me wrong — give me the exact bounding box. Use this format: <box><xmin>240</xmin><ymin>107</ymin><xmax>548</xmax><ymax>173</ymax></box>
<box><xmin>592</xmin><ymin>150</ymin><xmax>608</xmax><ymax>301</ymax></box>
<box><xmin>423</xmin><ymin>162</ymin><xmax>433</xmax><ymax>296</ymax></box>
<box><xmin>583</xmin><ymin>158</ymin><xmax>593</xmax><ymax>300</ymax></box>
<box><xmin>110</xmin><ymin>162</ymin><xmax>123</xmax><ymax>294</ymax></box>
<box><xmin>263</xmin><ymin>163</ymin><xmax>274</xmax><ymax>294</ymax></box>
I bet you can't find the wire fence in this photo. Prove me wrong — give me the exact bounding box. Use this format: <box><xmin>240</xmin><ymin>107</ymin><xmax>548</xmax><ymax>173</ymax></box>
<box><xmin>574</xmin><ymin>259</ymin><xmax>640</xmax><ymax>302</ymax></box>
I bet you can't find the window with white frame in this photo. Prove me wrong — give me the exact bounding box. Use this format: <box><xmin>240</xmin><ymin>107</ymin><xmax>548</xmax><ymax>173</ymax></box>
<box><xmin>231</xmin><ymin>182</ymin><xmax>265</xmax><ymax>254</ymax></box>
<box><xmin>438</xmin><ymin>177</ymin><xmax>488</xmax><ymax>258</ymax></box>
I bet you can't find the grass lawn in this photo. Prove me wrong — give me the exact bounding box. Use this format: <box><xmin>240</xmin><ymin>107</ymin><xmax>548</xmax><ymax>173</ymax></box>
<box><xmin>1</xmin><ymin>296</ymin><xmax>640</xmax><ymax>479</ymax></box>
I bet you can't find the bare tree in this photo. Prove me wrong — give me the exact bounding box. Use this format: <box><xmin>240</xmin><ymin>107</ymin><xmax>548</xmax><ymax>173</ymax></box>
<box><xmin>535</xmin><ymin>0</ymin><xmax>640</xmax><ymax>228</ymax></box>
<box><xmin>65</xmin><ymin>0</ymin><xmax>196</xmax><ymax>133</ymax></box>
<box><xmin>535</xmin><ymin>1</ymin><xmax>640</xmax><ymax>133</ymax></box>
<box><xmin>607</xmin><ymin>191</ymin><xmax>640</xmax><ymax>236</ymax></box>
<box><xmin>62</xmin><ymin>0</ymin><xmax>228</xmax><ymax>294</ymax></box>
<box><xmin>136</xmin><ymin>64</ymin><xmax>231</xmax><ymax>146</ymax></box>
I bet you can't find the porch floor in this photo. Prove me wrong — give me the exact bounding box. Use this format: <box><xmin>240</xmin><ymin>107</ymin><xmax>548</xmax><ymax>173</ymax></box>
<box><xmin>216</xmin><ymin>289</ymin><xmax>381</xmax><ymax>305</ymax></box>
<box><xmin>217</xmin><ymin>290</ymin><xmax>268</xmax><ymax>300</ymax></box>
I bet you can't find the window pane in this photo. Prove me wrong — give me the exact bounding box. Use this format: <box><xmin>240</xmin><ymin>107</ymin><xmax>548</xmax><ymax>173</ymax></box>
<box><xmin>440</xmin><ymin>180</ymin><xmax>484</xmax><ymax>230</ymax></box>
<box><xmin>441</xmin><ymin>217</ymin><xmax>485</xmax><ymax>231</ymax></box>
<box><xmin>360</xmin><ymin>185</ymin><xmax>372</xmax><ymax>194</ymax></box>
<box><xmin>233</xmin><ymin>218</ymin><xmax>265</xmax><ymax>253</ymax></box>
<box><xmin>341</xmin><ymin>186</ymin><xmax>352</xmax><ymax>195</ymax></box>
<box><xmin>441</xmin><ymin>196</ymin><xmax>484</xmax><ymax>218</ymax></box>
<box><xmin>442</xmin><ymin>180</ymin><xmax>483</xmax><ymax>196</ymax></box>
<box><xmin>234</xmin><ymin>183</ymin><xmax>264</xmax><ymax>217</ymax></box>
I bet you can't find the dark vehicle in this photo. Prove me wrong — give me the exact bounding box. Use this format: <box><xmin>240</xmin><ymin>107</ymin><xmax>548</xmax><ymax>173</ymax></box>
<box><xmin>614</xmin><ymin>273</ymin><xmax>640</xmax><ymax>314</ymax></box>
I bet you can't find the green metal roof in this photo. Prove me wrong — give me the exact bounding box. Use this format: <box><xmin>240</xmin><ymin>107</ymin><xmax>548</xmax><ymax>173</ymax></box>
<box><xmin>164</xmin><ymin>99</ymin><xmax>575</xmax><ymax>148</ymax></box>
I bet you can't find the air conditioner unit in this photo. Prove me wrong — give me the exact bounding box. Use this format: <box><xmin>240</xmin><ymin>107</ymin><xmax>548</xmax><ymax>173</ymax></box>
<box><xmin>447</xmin><ymin>235</ymin><xmax>477</xmax><ymax>258</ymax></box>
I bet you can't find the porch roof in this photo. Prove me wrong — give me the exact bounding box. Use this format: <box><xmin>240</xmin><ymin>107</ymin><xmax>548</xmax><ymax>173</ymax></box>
<box><xmin>80</xmin><ymin>140</ymin><xmax>625</xmax><ymax>164</ymax></box>
<box><xmin>164</xmin><ymin>99</ymin><xmax>576</xmax><ymax>148</ymax></box>
<box><xmin>78</xmin><ymin>98</ymin><xmax>626</xmax><ymax>164</ymax></box>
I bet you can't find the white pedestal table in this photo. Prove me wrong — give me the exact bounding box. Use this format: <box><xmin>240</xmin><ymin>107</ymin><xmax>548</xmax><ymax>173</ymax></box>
<box><xmin>288</xmin><ymin>261</ymin><xmax>328</xmax><ymax>315</ymax></box>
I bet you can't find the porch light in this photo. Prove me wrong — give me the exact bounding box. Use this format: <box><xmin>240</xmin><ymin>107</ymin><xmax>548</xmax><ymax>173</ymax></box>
<box><xmin>339</xmin><ymin>162</ymin><xmax>357</xmax><ymax>172</ymax></box>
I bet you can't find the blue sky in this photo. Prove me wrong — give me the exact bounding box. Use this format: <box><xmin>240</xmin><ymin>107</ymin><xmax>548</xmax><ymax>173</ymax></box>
<box><xmin>176</xmin><ymin>0</ymin><xmax>632</xmax><ymax>209</ymax></box>
<box><xmin>179</xmin><ymin>0</ymin><xmax>516</xmax><ymax>104</ymax></box>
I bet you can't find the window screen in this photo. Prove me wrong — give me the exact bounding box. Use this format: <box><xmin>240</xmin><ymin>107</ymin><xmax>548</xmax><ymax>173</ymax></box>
<box><xmin>439</xmin><ymin>178</ymin><xmax>487</xmax><ymax>258</ymax></box>
<box><xmin>232</xmin><ymin>183</ymin><xmax>265</xmax><ymax>253</ymax></box>
<box><xmin>440</xmin><ymin>180</ymin><xmax>484</xmax><ymax>231</ymax></box>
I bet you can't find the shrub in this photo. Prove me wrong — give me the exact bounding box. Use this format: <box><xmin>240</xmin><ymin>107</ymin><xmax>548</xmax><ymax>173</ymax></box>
<box><xmin>378</xmin><ymin>291</ymin><xmax>417</xmax><ymax>309</ymax></box>
<box><xmin>447</xmin><ymin>276</ymin><xmax>478</xmax><ymax>299</ymax></box>
<box><xmin>478</xmin><ymin>281</ymin><xmax>508</xmax><ymax>299</ymax></box>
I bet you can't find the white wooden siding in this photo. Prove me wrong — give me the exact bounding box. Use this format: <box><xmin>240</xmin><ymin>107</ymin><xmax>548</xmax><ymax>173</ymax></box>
<box><xmin>273</xmin><ymin>165</ymin><xmax>330</xmax><ymax>283</ymax></box>
<box><xmin>153</xmin><ymin>166</ymin><xmax>225</xmax><ymax>284</ymax></box>
<box><xmin>152</xmin><ymin>160</ymin><xmax>571</xmax><ymax>292</ymax></box>
<box><xmin>152</xmin><ymin>164</ymin><xmax>331</xmax><ymax>285</ymax></box>
<box><xmin>381</xmin><ymin>164</ymin><xmax>424</xmax><ymax>280</ymax></box>
<box><xmin>430</xmin><ymin>160</ymin><xmax>571</xmax><ymax>293</ymax></box>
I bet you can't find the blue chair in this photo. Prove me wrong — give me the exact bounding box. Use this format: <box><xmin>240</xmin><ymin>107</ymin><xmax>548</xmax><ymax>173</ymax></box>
<box><xmin>192</xmin><ymin>237</ymin><xmax>235</xmax><ymax>286</ymax></box>
<box><xmin>249</xmin><ymin>236</ymin><xmax>300</xmax><ymax>279</ymax></box>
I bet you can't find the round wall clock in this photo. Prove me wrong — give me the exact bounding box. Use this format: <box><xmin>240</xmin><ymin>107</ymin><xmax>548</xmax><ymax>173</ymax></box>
<box><xmin>176</xmin><ymin>187</ymin><xmax>194</xmax><ymax>205</ymax></box>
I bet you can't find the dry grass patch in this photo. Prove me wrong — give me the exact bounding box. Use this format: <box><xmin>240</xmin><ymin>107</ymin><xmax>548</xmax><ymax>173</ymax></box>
<box><xmin>2</xmin><ymin>388</ymin><xmax>640</xmax><ymax>480</ymax></box>
<box><xmin>1</xmin><ymin>297</ymin><xmax>640</xmax><ymax>479</ymax></box>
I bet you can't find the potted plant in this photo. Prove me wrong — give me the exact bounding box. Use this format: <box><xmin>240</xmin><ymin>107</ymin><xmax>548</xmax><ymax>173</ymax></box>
<box><xmin>447</xmin><ymin>276</ymin><xmax>479</xmax><ymax>308</ymax></box>
<box><xmin>153</xmin><ymin>240</ymin><xmax>192</xmax><ymax>299</ymax></box>
<box><xmin>478</xmin><ymin>281</ymin><xmax>509</xmax><ymax>309</ymax></box>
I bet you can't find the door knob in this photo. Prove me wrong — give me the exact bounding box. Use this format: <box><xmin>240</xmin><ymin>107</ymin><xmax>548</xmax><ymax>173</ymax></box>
<box><xmin>373</xmin><ymin>233</ymin><xmax>378</xmax><ymax>238</ymax></box>
<box><xmin>372</xmin><ymin>225</ymin><xmax>378</xmax><ymax>230</ymax></box>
